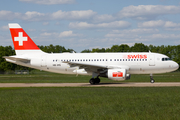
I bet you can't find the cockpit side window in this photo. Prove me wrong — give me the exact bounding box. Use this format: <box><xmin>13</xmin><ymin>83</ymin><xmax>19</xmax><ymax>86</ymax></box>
<box><xmin>162</xmin><ymin>57</ymin><xmax>171</xmax><ymax>61</ymax></box>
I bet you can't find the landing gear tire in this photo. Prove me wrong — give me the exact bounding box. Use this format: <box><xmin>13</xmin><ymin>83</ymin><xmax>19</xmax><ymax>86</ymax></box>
<box><xmin>150</xmin><ymin>79</ymin><xmax>155</xmax><ymax>83</ymax></box>
<box><xmin>89</xmin><ymin>77</ymin><xmax>100</xmax><ymax>85</ymax></box>
<box><xmin>95</xmin><ymin>77</ymin><xmax>100</xmax><ymax>84</ymax></box>
<box><xmin>89</xmin><ymin>78</ymin><xmax>95</xmax><ymax>85</ymax></box>
<box><xmin>150</xmin><ymin>73</ymin><xmax>155</xmax><ymax>83</ymax></box>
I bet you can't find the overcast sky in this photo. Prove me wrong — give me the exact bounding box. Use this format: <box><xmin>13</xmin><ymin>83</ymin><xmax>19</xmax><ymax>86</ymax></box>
<box><xmin>0</xmin><ymin>0</ymin><xmax>180</xmax><ymax>52</ymax></box>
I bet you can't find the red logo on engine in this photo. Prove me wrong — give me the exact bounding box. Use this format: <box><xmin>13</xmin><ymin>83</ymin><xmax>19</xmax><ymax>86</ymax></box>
<box><xmin>112</xmin><ymin>72</ymin><xmax>123</xmax><ymax>77</ymax></box>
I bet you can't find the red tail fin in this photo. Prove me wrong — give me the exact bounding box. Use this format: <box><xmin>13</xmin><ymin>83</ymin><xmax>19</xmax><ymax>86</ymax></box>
<box><xmin>8</xmin><ymin>23</ymin><xmax>40</xmax><ymax>50</ymax></box>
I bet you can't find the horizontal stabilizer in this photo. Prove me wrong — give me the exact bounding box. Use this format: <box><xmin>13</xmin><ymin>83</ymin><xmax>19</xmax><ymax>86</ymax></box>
<box><xmin>3</xmin><ymin>56</ymin><xmax>30</xmax><ymax>63</ymax></box>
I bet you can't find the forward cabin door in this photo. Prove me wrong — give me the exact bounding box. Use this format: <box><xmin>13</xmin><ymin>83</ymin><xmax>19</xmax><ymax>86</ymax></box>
<box><xmin>149</xmin><ymin>54</ymin><xmax>155</xmax><ymax>66</ymax></box>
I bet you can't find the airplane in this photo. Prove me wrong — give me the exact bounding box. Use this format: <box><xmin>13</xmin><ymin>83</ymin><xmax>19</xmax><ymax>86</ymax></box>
<box><xmin>3</xmin><ymin>23</ymin><xmax>179</xmax><ymax>84</ymax></box>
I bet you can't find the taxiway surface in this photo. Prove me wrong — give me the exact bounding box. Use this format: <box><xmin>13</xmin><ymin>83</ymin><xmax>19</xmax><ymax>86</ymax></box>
<box><xmin>0</xmin><ymin>82</ymin><xmax>180</xmax><ymax>87</ymax></box>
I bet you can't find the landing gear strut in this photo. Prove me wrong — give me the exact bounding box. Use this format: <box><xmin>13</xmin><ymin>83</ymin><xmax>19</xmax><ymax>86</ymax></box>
<box><xmin>89</xmin><ymin>77</ymin><xmax>100</xmax><ymax>85</ymax></box>
<box><xmin>150</xmin><ymin>74</ymin><xmax>155</xmax><ymax>83</ymax></box>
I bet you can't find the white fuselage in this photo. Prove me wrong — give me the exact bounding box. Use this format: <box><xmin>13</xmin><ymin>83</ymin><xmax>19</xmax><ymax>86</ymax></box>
<box><xmin>13</xmin><ymin>52</ymin><xmax>179</xmax><ymax>75</ymax></box>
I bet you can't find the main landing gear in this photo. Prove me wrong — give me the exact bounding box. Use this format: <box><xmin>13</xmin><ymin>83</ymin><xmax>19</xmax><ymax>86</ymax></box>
<box><xmin>89</xmin><ymin>72</ymin><xmax>101</xmax><ymax>85</ymax></box>
<box><xmin>89</xmin><ymin>77</ymin><xmax>100</xmax><ymax>85</ymax></box>
<box><xmin>150</xmin><ymin>73</ymin><xmax>155</xmax><ymax>83</ymax></box>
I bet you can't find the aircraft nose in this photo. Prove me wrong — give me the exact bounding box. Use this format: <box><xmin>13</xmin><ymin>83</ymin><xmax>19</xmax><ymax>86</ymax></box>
<box><xmin>172</xmin><ymin>61</ymin><xmax>179</xmax><ymax>71</ymax></box>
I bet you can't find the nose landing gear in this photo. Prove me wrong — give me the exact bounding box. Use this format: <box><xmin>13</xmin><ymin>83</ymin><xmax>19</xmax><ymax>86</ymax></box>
<box><xmin>150</xmin><ymin>74</ymin><xmax>155</xmax><ymax>83</ymax></box>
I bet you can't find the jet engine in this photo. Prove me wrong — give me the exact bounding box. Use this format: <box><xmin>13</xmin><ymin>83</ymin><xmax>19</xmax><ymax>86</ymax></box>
<box><xmin>107</xmin><ymin>69</ymin><xmax>130</xmax><ymax>81</ymax></box>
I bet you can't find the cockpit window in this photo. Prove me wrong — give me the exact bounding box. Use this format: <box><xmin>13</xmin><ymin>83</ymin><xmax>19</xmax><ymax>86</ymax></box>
<box><xmin>162</xmin><ymin>57</ymin><xmax>171</xmax><ymax>61</ymax></box>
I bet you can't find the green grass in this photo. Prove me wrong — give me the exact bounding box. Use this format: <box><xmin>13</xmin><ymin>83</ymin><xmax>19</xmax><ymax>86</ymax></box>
<box><xmin>0</xmin><ymin>71</ymin><xmax>180</xmax><ymax>119</ymax></box>
<box><xmin>0</xmin><ymin>70</ymin><xmax>180</xmax><ymax>83</ymax></box>
<box><xmin>0</xmin><ymin>87</ymin><xmax>180</xmax><ymax>120</ymax></box>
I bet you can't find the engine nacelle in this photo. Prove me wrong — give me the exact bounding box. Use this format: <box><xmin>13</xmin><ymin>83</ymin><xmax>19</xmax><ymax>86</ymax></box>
<box><xmin>108</xmin><ymin>69</ymin><xmax>130</xmax><ymax>81</ymax></box>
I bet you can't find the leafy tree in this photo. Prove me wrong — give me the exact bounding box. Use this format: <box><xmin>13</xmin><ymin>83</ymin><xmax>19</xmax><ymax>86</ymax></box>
<box><xmin>148</xmin><ymin>45</ymin><xmax>157</xmax><ymax>52</ymax></box>
<box><xmin>0</xmin><ymin>46</ymin><xmax>15</xmax><ymax>72</ymax></box>
<box><xmin>130</xmin><ymin>43</ymin><xmax>149</xmax><ymax>52</ymax></box>
<box><xmin>105</xmin><ymin>48</ymin><xmax>111</xmax><ymax>52</ymax></box>
<box><xmin>118</xmin><ymin>44</ymin><xmax>130</xmax><ymax>52</ymax></box>
<box><xmin>92</xmin><ymin>48</ymin><xmax>106</xmax><ymax>52</ymax></box>
<box><xmin>173</xmin><ymin>45</ymin><xmax>180</xmax><ymax>66</ymax></box>
<box><xmin>39</xmin><ymin>44</ymin><xmax>73</xmax><ymax>53</ymax></box>
<box><xmin>81</xmin><ymin>49</ymin><xmax>91</xmax><ymax>53</ymax></box>
<box><xmin>111</xmin><ymin>45</ymin><xmax>120</xmax><ymax>52</ymax></box>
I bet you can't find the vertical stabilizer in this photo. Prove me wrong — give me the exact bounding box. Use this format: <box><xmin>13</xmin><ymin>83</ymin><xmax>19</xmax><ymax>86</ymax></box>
<box><xmin>8</xmin><ymin>23</ymin><xmax>43</xmax><ymax>55</ymax></box>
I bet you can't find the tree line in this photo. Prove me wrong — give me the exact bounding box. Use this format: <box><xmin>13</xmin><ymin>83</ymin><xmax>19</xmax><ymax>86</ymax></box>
<box><xmin>0</xmin><ymin>43</ymin><xmax>179</xmax><ymax>73</ymax></box>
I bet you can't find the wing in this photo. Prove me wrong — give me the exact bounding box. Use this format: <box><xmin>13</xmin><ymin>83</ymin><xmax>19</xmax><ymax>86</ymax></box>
<box><xmin>63</xmin><ymin>61</ymin><xmax>107</xmax><ymax>72</ymax></box>
<box><xmin>63</xmin><ymin>61</ymin><xmax>129</xmax><ymax>73</ymax></box>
